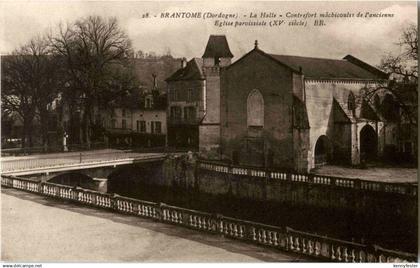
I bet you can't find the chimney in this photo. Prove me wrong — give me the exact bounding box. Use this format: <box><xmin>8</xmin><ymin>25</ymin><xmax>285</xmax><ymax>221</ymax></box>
<box><xmin>181</xmin><ymin>57</ymin><xmax>187</xmax><ymax>68</ymax></box>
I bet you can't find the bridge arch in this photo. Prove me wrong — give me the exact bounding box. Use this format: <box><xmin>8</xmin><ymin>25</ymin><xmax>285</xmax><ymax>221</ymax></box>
<box><xmin>107</xmin><ymin>161</ymin><xmax>165</xmax><ymax>196</ymax></box>
<box><xmin>47</xmin><ymin>172</ymin><xmax>96</xmax><ymax>189</ymax></box>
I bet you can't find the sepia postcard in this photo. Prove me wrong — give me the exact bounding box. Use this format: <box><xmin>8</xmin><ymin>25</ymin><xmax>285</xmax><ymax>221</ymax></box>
<box><xmin>0</xmin><ymin>0</ymin><xmax>418</xmax><ymax>266</ymax></box>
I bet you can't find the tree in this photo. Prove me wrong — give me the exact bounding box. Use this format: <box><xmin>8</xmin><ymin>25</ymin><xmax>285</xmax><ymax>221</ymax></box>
<box><xmin>29</xmin><ymin>37</ymin><xmax>64</xmax><ymax>150</ymax></box>
<box><xmin>364</xmin><ymin>24</ymin><xmax>418</xmax><ymax>126</ymax></box>
<box><xmin>1</xmin><ymin>36</ymin><xmax>62</xmax><ymax>149</ymax></box>
<box><xmin>1</xmin><ymin>36</ymin><xmax>63</xmax><ymax>149</ymax></box>
<box><xmin>49</xmin><ymin>16</ymin><xmax>133</xmax><ymax>148</ymax></box>
<box><xmin>1</xmin><ymin>57</ymin><xmax>36</xmax><ymax>148</ymax></box>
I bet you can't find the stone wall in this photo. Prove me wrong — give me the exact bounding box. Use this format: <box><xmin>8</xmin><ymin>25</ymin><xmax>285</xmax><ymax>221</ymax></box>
<box><xmin>199</xmin><ymin>67</ymin><xmax>222</xmax><ymax>156</ymax></box>
<box><xmin>199</xmin><ymin>125</ymin><xmax>220</xmax><ymax>159</ymax></box>
<box><xmin>220</xmin><ymin>50</ymin><xmax>295</xmax><ymax>169</ymax></box>
<box><xmin>122</xmin><ymin>158</ymin><xmax>417</xmax><ymax>222</ymax></box>
<box><xmin>195</xmin><ymin>167</ymin><xmax>416</xmax><ymax>218</ymax></box>
<box><xmin>106</xmin><ymin>158</ymin><xmax>417</xmax><ymax>252</ymax></box>
<box><xmin>305</xmin><ymin>80</ymin><xmax>386</xmax><ymax>169</ymax></box>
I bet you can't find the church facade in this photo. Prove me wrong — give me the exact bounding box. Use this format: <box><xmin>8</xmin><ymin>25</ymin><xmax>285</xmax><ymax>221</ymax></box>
<box><xmin>167</xmin><ymin>35</ymin><xmax>399</xmax><ymax>172</ymax></box>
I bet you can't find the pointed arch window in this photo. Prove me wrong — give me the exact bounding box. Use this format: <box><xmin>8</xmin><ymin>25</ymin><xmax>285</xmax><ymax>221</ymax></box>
<box><xmin>247</xmin><ymin>89</ymin><xmax>264</xmax><ymax>128</ymax></box>
<box><xmin>348</xmin><ymin>92</ymin><xmax>356</xmax><ymax>115</ymax></box>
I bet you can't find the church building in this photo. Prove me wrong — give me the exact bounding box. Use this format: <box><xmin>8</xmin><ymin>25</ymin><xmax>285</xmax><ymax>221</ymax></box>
<box><xmin>167</xmin><ymin>35</ymin><xmax>398</xmax><ymax>172</ymax></box>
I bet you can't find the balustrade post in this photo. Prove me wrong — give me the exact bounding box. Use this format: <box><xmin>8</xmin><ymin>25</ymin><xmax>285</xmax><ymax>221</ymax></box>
<box><xmin>265</xmin><ymin>167</ymin><xmax>270</xmax><ymax>181</ymax></box>
<box><xmin>286</xmin><ymin>173</ymin><xmax>292</xmax><ymax>182</ymax></box>
<box><xmin>244</xmin><ymin>167</ymin><xmax>249</xmax><ymax>176</ymax></box>
<box><xmin>91</xmin><ymin>193</ymin><xmax>97</xmax><ymax>206</ymax></box>
<box><xmin>38</xmin><ymin>182</ymin><xmax>44</xmax><ymax>194</ymax></box>
<box><xmin>404</xmin><ymin>183</ymin><xmax>413</xmax><ymax>195</ymax></box>
<box><xmin>330</xmin><ymin>177</ymin><xmax>336</xmax><ymax>187</ymax></box>
<box><xmin>111</xmin><ymin>193</ymin><xmax>119</xmax><ymax>211</ymax></box>
<box><xmin>54</xmin><ymin>186</ymin><xmax>60</xmax><ymax>198</ymax></box>
<box><xmin>370</xmin><ymin>245</ymin><xmax>380</xmax><ymax>263</ymax></box>
<box><xmin>378</xmin><ymin>183</ymin><xmax>385</xmax><ymax>192</ymax></box>
<box><xmin>156</xmin><ymin>202</ymin><xmax>165</xmax><ymax>222</ymax></box>
<box><xmin>73</xmin><ymin>186</ymin><xmax>81</xmax><ymax>201</ymax></box>
<box><xmin>285</xmin><ymin>227</ymin><xmax>291</xmax><ymax>251</ymax></box>
<box><xmin>69</xmin><ymin>188</ymin><xmax>75</xmax><ymax>201</ymax></box>
<box><xmin>353</xmin><ymin>179</ymin><xmax>361</xmax><ymax>190</ymax></box>
<box><xmin>74</xmin><ymin>186</ymin><xmax>82</xmax><ymax>202</ymax></box>
<box><xmin>215</xmin><ymin>214</ymin><xmax>223</xmax><ymax>235</ymax></box>
<box><xmin>308</xmin><ymin>173</ymin><xmax>314</xmax><ymax>184</ymax></box>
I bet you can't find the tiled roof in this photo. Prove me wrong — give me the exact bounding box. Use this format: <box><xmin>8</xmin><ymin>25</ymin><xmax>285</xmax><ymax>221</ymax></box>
<box><xmin>202</xmin><ymin>35</ymin><xmax>233</xmax><ymax>58</ymax></box>
<box><xmin>268</xmin><ymin>53</ymin><xmax>386</xmax><ymax>80</ymax></box>
<box><xmin>166</xmin><ymin>58</ymin><xmax>204</xmax><ymax>81</ymax></box>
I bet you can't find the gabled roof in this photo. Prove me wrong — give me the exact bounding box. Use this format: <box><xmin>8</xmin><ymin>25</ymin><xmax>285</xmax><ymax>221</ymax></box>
<box><xmin>269</xmin><ymin>54</ymin><xmax>386</xmax><ymax>80</ymax></box>
<box><xmin>166</xmin><ymin>58</ymin><xmax>204</xmax><ymax>82</ymax></box>
<box><xmin>343</xmin><ymin>55</ymin><xmax>389</xmax><ymax>79</ymax></box>
<box><xmin>225</xmin><ymin>47</ymin><xmax>387</xmax><ymax>81</ymax></box>
<box><xmin>202</xmin><ymin>35</ymin><xmax>233</xmax><ymax>58</ymax></box>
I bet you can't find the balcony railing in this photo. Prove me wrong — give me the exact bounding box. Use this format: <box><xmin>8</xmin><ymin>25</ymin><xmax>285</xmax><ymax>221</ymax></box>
<box><xmin>1</xmin><ymin>174</ymin><xmax>416</xmax><ymax>263</ymax></box>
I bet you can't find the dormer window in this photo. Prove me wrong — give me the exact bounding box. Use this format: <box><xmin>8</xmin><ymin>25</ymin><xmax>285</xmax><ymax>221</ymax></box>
<box><xmin>145</xmin><ymin>95</ymin><xmax>153</xmax><ymax>109</ymax></box>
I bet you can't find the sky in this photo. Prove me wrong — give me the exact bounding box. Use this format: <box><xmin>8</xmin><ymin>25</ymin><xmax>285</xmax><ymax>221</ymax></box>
<box><xmin>0</xmin><ymin>1</ymin><xmax>417</xmax><ymax>66</ymax></box>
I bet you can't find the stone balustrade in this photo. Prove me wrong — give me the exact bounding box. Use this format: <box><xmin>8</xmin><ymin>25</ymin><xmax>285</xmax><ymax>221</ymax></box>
<box><xmin>1</xmin><ymin>174</ymin><xmax>416</xmax><ymax>263</ymax></box>
<box><xmin>198</xmin><ymin>161</ymin><xmax>417</xmax><ymax>196</ymax></box>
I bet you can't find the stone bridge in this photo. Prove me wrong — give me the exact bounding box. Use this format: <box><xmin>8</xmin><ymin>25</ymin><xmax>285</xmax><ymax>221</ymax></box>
<box><xmin>1</xmin><ymin>150</ymin><xmax>168</xmax><ymax>192</ymax></box>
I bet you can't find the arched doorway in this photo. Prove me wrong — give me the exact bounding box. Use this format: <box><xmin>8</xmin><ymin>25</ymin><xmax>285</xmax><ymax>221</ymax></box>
<box><xmin>360</xmin><ymin>125</ymin><xmax>378</xmax><ymax>162</ymax></box>
<box><xmin>314</xmin><ymin>135</ymin><xmax>331</xmax><ymax>167</ymax></box>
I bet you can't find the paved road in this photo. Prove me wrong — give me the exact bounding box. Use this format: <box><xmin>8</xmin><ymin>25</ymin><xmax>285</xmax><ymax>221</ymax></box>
<box><xmin>1</xmin><ymin>188</ymin><xmax>308</xmax><ymax>262</ymax></box>
<box><xmin>1</xmin><ymin>149</ymin><xmax>165</xmax><ymax>174</ymax></box>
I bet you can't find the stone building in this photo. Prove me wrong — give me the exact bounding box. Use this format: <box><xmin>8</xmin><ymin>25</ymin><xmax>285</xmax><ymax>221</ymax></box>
<box><xmin>166</xmin><ymin>35</ymin><xmax>233</xmax><ymax>149</ymax></box>
<box><xmin>166</xmin><ymin>35</ymin><xmax>405</xmax><ymax>172</ymax></box>
<box><xmin>219</xmin><ymin>41</ymin><xmax>395</xmax><ymax>172</ymax></box>
<box><xmin>102</xmin><ymin>76</ymin><xmax>167</xmax><ymax>148</ymax></box>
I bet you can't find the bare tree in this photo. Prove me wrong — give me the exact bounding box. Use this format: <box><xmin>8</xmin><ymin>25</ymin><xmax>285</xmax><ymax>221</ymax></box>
<box><xmin>2</xmin><ymin>36</ymin><xmax>63</xmax><ymax>150</ymax></box>
<box><xmin>30</xmin><ymin>37</ymin><xmax>64</xmax><ymax>150</ymax></box>
<box><xmin>364</xmin><ymin>23</ymin><xmax>418</xmax><ymax>126</ymax></box>
<box><xmin>1</xmin><ymin>53</ymin><xmax>36</xmax><ymax>148</ymax></box>
<box><xmin>49</xmin><ymin>16</ymin><xmax>132</xmax><ymax>148</ymax></box>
